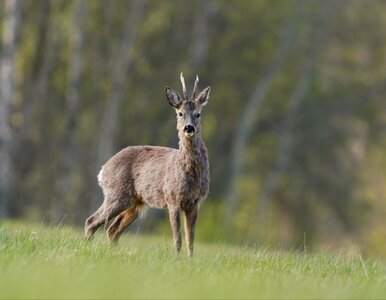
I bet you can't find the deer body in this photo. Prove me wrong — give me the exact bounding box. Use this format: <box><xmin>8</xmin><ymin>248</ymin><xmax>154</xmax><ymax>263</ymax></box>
<box><xmin>85</xmin><ymin>74</ymin><xmax>210</xmax><ymax>256</ymax></box>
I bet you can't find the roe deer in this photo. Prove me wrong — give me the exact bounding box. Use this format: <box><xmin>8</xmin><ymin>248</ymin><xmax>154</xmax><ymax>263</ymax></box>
<box><xmin>85</xmin><ymin>73</ymin><xmax>210</xmax><ymax>256</ymax></box>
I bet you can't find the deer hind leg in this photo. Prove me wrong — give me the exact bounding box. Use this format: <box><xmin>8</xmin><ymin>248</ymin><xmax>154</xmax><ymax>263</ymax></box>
<box><xmin>168</xmin><ymin>207</ymin><xmax>182</xmax><ymax>254</ymax></box>
<box><xmin>107</xmin><ymin>203</ymin><xmax>141</xmax><ymax>245</ymax></box>
<box><xmin>84</xmin><ymin>195</ymin><xmax>129</xmax><ymax>239</ymax></box>
<box><xmin>184</xmin><ymin>206</ymin><xmax>199</xmax><ymax>257</ymax></box>
<box><xmin>85</xmin><ymin>205</ymin><xmax>105</xmax><ymax>239</ymax></box>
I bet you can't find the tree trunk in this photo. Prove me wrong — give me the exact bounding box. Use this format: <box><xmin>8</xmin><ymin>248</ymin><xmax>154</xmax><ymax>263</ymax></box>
<box><xmin>91</xmin><ymin>0</ymin><xmax>145</xmax><ymax>211</ymax></box>
<box><xmin>224</xmin><ymin>3</ymin><xmax>304</xmax><ymax>220</ymax></box>
<box><xmin>55</xmin><ymin>0</ymin><xmax>87</xmax><ymax>222</ymax></box>
<box><xmin>0</xmin><ymin>0</ymin><xmax>21</xmax><ymax>218</ymax></box>
<box><xmin>258</xmin><ymin>2</ymin><xmax>334</xmax><ymax>219</ymax></box>
<box><xmin>11</xmin><ymin>1</ymin><xmax>52</xmax><ymax>217</ymax></box>
<box><xmin>189</xmin><ymin>1</ymin><xmax>216</xmax><ymax>71</ymax></box>
<box><xmin>21</xmin><ymin>2</ymin><xmax>58</xmax><ymax>137</ymax></box>
<box><xmin>20</xmin><ymin>1</ymin><xmax>53</xmax><ymax>137</ymax></box>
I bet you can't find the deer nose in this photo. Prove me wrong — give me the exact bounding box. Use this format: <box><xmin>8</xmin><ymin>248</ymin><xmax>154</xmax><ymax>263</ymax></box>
<box><xmin>184</xmin><ymin>125</ymin><xmax>195</xmax><ymax>133</ymax></box>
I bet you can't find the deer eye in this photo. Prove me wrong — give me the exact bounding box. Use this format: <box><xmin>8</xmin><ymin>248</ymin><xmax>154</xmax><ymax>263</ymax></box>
<box><xmin>178</xmin><ymin>112</ymin><xmax>183</xmax><ymax>117</ymax></box>
<box><xmin>195</xmin><ymin>113</ymin><xmax>201</xmax><ymax>118</ymax></box>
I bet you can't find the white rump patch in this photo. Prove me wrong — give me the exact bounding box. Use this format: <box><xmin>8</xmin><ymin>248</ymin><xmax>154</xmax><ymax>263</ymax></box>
<box><xmin>97</xmin><ymin>168</ymin><xmax>104</xmax><ymax>184</ymax></box>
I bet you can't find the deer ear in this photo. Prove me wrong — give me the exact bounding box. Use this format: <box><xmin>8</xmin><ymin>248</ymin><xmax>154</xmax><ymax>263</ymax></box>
<box><xmin>196</xmin><ymin>86</ymin><xmax>210</xmax><ymax>106</ymax></box>
<box><xmin>165</xmin><ymin>86</ymin><xmax>182</xmax><ymax>108</ymax></box>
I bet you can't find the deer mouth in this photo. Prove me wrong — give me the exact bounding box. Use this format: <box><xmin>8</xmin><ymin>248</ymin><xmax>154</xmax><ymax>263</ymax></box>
<box><xmin>183</xmin><ymin>125</ymin><xmax>195</xmax><ymax>138</ymax></box>
<box><xmin>184</xmin><ymin>131</ymin><xmax>195</xmax><ymax>138</ymax></box>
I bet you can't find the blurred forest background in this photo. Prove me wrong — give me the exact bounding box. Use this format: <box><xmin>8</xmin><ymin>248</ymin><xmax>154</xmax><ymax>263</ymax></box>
<box><xmin>1</xmin><ymin>0</ymin><xmax>386</xmax><ymax>257</ymax></box>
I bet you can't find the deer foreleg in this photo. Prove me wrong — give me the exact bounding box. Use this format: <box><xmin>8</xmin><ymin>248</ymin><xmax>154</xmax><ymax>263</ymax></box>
<box><xmin>184</xmin><ymin>206</ymin><xmax>199</xmax><ymax>257</ymax></box>
<box><xmin>168</xmin><ymin>207</ymin><xmax>182</xmax><ymax>254</ymax></box>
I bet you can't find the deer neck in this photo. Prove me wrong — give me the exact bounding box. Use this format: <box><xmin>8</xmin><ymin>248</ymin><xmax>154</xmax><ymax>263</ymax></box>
<box><xmin>178</xmin><ymin>132</ymin><xmax>207</xmax><ymax>170</ymax></box>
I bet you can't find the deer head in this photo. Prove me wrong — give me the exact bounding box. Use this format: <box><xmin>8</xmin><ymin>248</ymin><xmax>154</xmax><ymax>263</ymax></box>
<box><xmin>165</xmin><ymin>73</ymin><xmax>211</xmax><ymax>139</ymax></box>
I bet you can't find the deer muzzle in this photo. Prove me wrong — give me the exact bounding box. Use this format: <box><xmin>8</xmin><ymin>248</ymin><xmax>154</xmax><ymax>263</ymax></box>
<box><xmin>184</xmin><ymin>125</ymin><xmax>195</xmax><ymax>137</ymax></box>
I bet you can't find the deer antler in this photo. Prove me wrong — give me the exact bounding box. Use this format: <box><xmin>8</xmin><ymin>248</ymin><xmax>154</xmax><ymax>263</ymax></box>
<box><xmin>192</xmin><ymin>75</ymin><xmax>199</xmax><ymax>99</ymax></box>
<box><xmin>180</xmin><ymin>72</ymin><xmax>188</xmax><ymax>100</ymax></box>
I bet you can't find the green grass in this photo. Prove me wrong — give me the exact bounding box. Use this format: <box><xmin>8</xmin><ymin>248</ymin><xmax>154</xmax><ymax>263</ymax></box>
<box><xmin>1</xmin><ymin>221</ymin><xmax>386</xmax><ymax>299</ymax></box>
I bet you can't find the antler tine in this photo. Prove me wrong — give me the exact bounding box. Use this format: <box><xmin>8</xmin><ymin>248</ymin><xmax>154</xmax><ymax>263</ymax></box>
<box><xmin>180</xmin><ymin>72</ymin><xmax>188</xmax><ymax>99</ymax></box>
<box><xmin>192</xmin><ymin>75</ymin><xmax>199</xmax><ymax>98</ymax></box>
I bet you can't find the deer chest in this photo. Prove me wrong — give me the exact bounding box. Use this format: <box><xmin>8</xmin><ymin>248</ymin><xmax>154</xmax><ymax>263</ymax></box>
<box><xmin>179</xmin><ymin>170</ymin><xmax>209</xmax><ymax>211</ymax></box>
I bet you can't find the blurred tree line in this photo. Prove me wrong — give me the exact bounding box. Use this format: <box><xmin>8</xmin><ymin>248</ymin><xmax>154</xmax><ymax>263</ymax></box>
<box><xmin>1</xmin><ymin>0</ymin><xmax>386</xmax><ymax>256</ymax></box>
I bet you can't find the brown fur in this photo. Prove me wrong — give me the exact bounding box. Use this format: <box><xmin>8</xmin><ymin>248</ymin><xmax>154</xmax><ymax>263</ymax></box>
<box><xmin>85</xmin><ymin>75</ymin><xmax>211</xmax><ymax>256</ymax></box>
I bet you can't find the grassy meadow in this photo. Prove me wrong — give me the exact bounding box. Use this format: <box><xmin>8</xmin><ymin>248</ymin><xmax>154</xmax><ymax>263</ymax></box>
<box><xmin>1</xmin><ymin>221</ymin><xmax>386</xmax><ymax>299</ymax></box>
